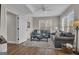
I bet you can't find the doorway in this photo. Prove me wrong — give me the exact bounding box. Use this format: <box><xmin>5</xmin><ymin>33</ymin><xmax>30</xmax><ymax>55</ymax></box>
<box><xmin>7</xmin><ymin>12</ymin><xmax>19</xmax><ymax>44</ymax></box>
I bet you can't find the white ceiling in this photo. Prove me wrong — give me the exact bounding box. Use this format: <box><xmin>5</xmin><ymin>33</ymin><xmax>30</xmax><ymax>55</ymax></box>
<box><xmin>7</xmin><ymin>4</ymin><xmax>31</xmax><ymax>15</ymax></box>
<box><xmin>26</xmin><ymin>4</ymin><xmax>70</xmax><ymax>17</ymax></box>
<box><xmin>6</xmin><ymin>4</ymin><xmax>71</xmax><ymax>17</ymax></box>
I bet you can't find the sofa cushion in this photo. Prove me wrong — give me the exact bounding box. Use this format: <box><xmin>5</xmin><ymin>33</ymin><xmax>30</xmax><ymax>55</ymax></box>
<box><xmin>65</xmin><ymin>32</ymin><xmax>73</xmax><ymax>37</ymax></box>
<box><xmin>60</xmin><ymin>32</ymin><xmax>73</xmax><ymax>37</ymax></box>
<box><xmin>60</xmin><ymin>32</ymin><xmax>65</xmax><ymax>36</ymax></box>
<box><xmin>55</xmin><ymin>37</ymin><xmax>74</xmax><ymax>40</ymax></box>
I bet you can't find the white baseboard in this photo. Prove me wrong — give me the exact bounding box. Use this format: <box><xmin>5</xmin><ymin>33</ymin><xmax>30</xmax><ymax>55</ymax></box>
<box><xmin>7</xmin><ymin>41</ymin><xmax>18</xmax><ymax>44</ymax></box>
<box><xmin>19</xmin><ymin>39</ymin><xmax>27</xmax><ymax>44</ymax></box>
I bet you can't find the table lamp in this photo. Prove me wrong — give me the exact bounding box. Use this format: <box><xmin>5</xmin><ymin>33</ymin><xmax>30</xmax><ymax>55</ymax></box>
<box><xmin>73</xmin><ymin>20</ymin><xmax>79</xmax><ymax>54</ymax></box>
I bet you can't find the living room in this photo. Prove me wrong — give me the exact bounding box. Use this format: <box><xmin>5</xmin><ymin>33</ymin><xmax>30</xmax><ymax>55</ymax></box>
<box><xmin>0</xmin><ymin>4</ymin><xmax>79</xmax><ymax>55</ymax></box>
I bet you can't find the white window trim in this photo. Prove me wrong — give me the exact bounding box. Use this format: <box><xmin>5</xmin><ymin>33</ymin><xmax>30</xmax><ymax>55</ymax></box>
<box><xmin>62</xmin><ymin>10</ymin><xmax>74</xmax><ymax>32</ymax></box>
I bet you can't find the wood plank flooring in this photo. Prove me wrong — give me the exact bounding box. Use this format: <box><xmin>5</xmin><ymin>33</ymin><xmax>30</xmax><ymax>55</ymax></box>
<box><xmin>7</xmin><ymin>43</ymin><xmax>71</xmax><ymax>55</ymax></box>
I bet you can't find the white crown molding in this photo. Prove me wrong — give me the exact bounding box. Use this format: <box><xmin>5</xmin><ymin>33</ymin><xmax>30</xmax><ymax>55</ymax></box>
<box><xmin>25</xmin><ymin>4</ymin><xmax>35</xmax><ymax>13</ymax></box>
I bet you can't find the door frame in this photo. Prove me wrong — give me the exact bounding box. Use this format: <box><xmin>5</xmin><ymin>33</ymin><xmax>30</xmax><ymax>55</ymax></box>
<box><xmin>6</xmin><ymin>9</ymin><xmax>19</xmax><ymax>44</ymax></box>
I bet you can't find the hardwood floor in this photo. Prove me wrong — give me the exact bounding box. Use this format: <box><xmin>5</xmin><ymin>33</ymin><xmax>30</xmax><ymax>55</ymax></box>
<box><xmin>7</xmin><ymin>43</ymin><xmax>72</xmax><ymax>55</ymax></box>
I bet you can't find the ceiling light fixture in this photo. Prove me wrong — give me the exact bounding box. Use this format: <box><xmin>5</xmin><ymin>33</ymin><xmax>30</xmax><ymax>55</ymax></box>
<box><xmin>41</xmin><ymin>5</ymin><xmax>46</xmax><ymax>11</ymax></box>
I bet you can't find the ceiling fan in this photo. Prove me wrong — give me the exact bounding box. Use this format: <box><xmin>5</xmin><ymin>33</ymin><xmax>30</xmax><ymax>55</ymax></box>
<box><xmin>41</xmin><ymin>5</ymin><xmax>46</xmax><ymax>11</ymax></box>
<box><xmin>40</xmin><ymin>5</ymin><xmax>51</xmax><ymax>11</ymax></box>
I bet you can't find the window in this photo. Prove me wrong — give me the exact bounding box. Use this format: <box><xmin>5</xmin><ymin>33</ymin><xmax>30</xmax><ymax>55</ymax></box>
<box><xmin>67</xmin><ymin>11</ymin><xmax>74</xmax><ymax>32</ymax></box>
<box><xmin>62</xmin><ymin>17</ymin><xmax>66</xmax><ymax>31</ymax></box>
<box><xmin>62</xmin><ymin>10</ymin><xmax>74</xmax><ymax>32</ymax></box>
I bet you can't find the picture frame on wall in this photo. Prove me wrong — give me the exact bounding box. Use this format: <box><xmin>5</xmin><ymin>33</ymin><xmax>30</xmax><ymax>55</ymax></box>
<box><xmin>27</xmin><ymin>22</ymin><xmax>30</xmax><ymax>28</ymax></box>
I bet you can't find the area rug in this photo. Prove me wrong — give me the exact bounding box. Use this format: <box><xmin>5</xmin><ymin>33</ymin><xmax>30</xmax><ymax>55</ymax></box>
<box><xmin>22</xmin><ymin>39</ymin><xmax>54</xmax><ymax>49</ymax></box>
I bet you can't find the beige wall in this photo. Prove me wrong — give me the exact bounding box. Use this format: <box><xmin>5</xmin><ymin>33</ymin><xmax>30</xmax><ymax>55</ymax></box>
<box><xmin>32</xmin><ymin>18</ymin><xmax>39</xmax><ymax>30</ymax></box>
<box><xmin>32</xmin><ymin>16</ymin><xmax>60</xmax><ymax>32</ymax></box>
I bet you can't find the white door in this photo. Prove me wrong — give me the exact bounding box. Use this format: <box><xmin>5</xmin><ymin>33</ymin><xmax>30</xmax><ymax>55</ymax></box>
<box><xmin>7</xmin><ymin>12</ymin><xmax>18</xmax><ymax>43</ymax></box>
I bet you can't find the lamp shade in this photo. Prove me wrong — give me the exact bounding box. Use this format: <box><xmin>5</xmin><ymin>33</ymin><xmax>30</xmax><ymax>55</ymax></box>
<box><xmin>73</xmin><ymin>20</ymin><xmax>79</xmax><ymax>28</ymax></box>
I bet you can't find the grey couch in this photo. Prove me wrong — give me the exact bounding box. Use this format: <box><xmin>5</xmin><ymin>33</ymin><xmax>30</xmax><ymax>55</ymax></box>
<box><xmin>54</xmin><ymin>32</ymin><xmax>75</xmax><ymax>48</ymax></box>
